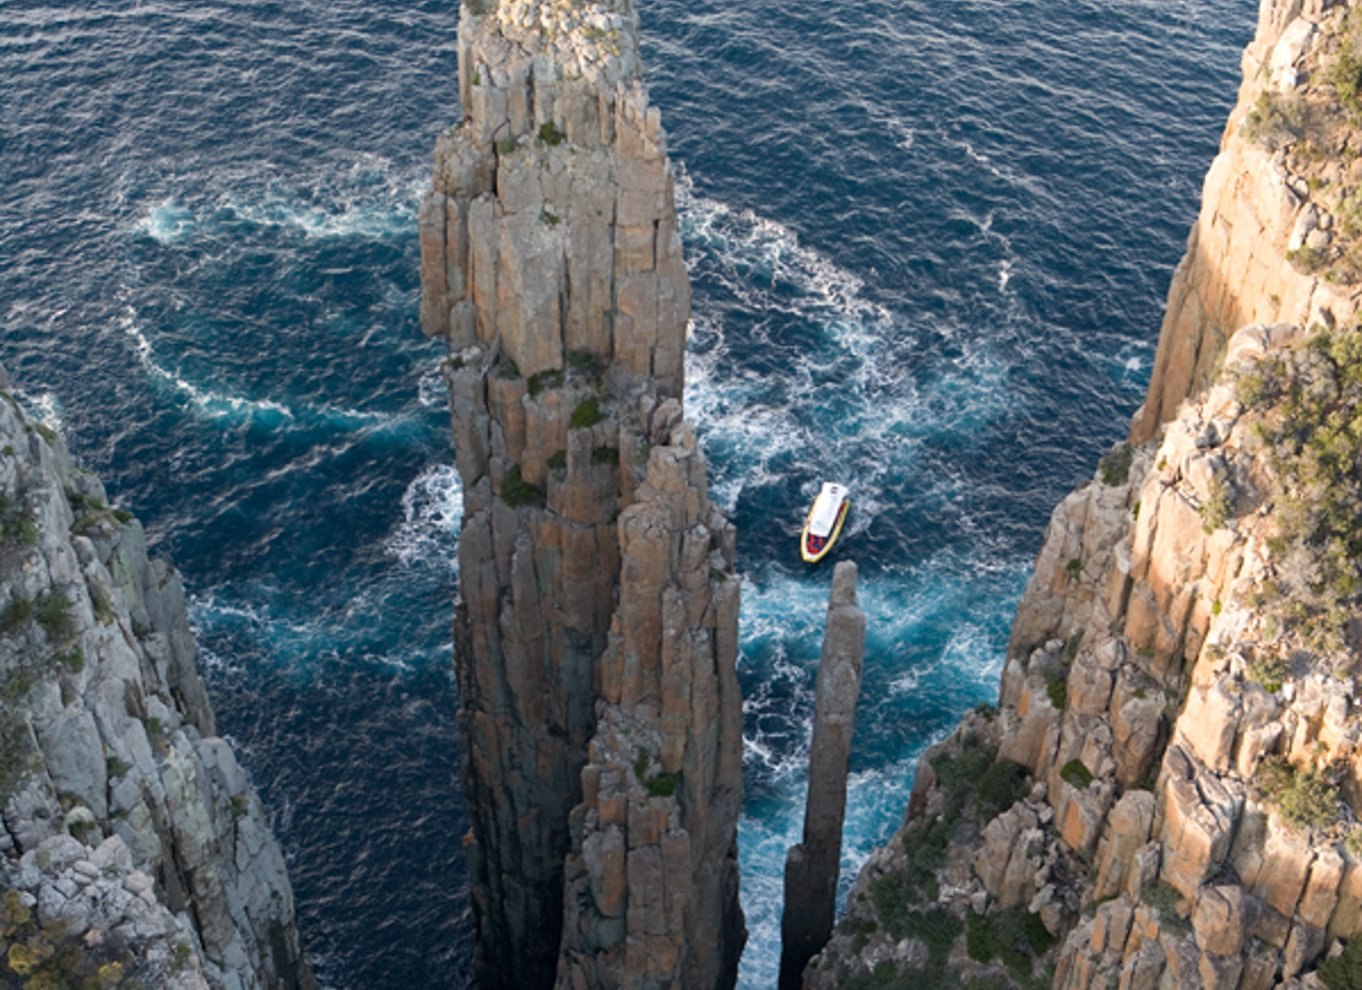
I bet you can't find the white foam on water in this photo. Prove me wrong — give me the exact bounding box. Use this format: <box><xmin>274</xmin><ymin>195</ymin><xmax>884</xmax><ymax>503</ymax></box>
<box><xmin>227</xmin><ymin>191</ymin><xmax>416</xmax><ymax>241</ymax></box>
<box><xmin>385</xmin><ymin>463</ymin><xmax>463</xmax><ymax>570</ymax></box>
<box><xmin>123</xmin><ymin>315</ymin><xmax>297</xmax><ymax>426</ymax></box>
<box><xmin>840</xmin><ymin>757</ymin><xmax>922</xmax><ymax>874</ymax></box>
<box><xmin>673</xmin><ymin>182</ymin><xmax>1031</xmax><ymax>989</ymax></box>
<box><xmin>675</xmin><ymin>167</ymin><xmax>892</xmax><ymax>332</ymax></box>
<box><xmin>733</xmin><ymin>549</ymin><xmax>1026</xmax><ymax>990</ymax></box>
<box><xmin>888</xmin><ymin>612</ymin><xmax>1009</xmax><ymax>698</ymax></box>
<box><xmin>889</xmin><ymin>118</ymin><xmax>916</xmax><ymax>150</ymax></box>
<box><xmin>736</xmin><ymin>801</ymin><xmax>808</xmax><ymax>990</ymax></box>
<box><xmin>187</xmin><ymin>595</ymin><xmax>267</xmax><ymax>675</ymax></box>
<box><xmin>122</xmin><ymin>309</ymin><xmax>389</xmax><ymax>431</ymax></box>
<box><xmin>136</xmin><ymin>197</ymin><xmax>197</xmax><ymax>244</ymax></box>
<box><xmin>11</xmin><ymin>388</ymin><xmax>65</xmax><ymax>437</ymax></box>
<box><xmin>935</xmin><ymin>125</ymin><xmax>1051</xmax><ymax>202</ymax></box>
<box><xmin>687</xmin><ymin>309</ymin><xmax>1010</xmax><ymax>525</ymax></box>
<box><xmin>132</xmin><ymin>157</ymin><xmax>423</xmax><ymax>246</ymax></box>
<box><xmin>678</xmin><ymin>174</ymin><xmax>1018</xmax><ymax>527</ymax></box>
<box><xmin>418</xmin><ymin>365</ymin><xmax>448</xmax><ymax>409</ymax></box>
<box><xmin>189</xmin><ymin>580</ymin><xmax>453</xmax><ymax>684</ymax></box>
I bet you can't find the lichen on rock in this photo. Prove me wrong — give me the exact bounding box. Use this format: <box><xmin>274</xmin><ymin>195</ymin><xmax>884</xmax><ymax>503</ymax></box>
<box><xmin>0</xmin><ymin>370</ymin><xmax>313</xmax><ymax>990</ymax></box>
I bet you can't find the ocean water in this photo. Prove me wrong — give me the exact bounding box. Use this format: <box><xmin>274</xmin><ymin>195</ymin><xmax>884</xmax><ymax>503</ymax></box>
<box><xmin>0</xmin><ymin>1</ymin><xmax>1252</xmax><ymax>987</ymax></box>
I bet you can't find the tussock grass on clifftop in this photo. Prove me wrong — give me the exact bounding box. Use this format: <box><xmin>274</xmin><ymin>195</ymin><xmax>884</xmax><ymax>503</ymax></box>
<box><xmin>1</xmin><ymin>888</ymin><xmax>149</xmax><ymax>990</ymax></box>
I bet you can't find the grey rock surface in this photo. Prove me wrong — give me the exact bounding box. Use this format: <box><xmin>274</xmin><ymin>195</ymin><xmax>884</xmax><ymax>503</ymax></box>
<box><xmin>779</xmin><ymin>561</ymin><xmax>864</xmax><ymax>990</ymax></box>
<box><xmin>0</xmin><ymin>380</ymin><xmax>313</xmax><ymax>990</ymax></box>
<box><xmin>420</xmin><ymin>1</ymin><xmax>744</xmax><ymax>988</ymax></box>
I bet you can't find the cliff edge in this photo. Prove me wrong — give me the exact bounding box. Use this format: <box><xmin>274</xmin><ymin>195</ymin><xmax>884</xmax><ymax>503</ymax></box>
<box><xmin>0</xmin><ymin>368</ymin><xmax>313</xmax><ymax>990</ymax></box>
<box><xmin>809</xmin><ymin>2</ymin><xmax>1362</xmax><ymax>989</ymax></box>
<box><xmin>419</xmin><ymin>1</ymin><xmax>744</xmax><ymax>987</ymax></box>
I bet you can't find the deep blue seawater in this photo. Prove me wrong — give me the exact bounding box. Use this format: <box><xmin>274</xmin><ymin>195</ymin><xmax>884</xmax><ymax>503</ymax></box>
<box><xmin>1</xmin><ymin>1</ymin><xmax>1253</xmax><ymax>987</ymax></box>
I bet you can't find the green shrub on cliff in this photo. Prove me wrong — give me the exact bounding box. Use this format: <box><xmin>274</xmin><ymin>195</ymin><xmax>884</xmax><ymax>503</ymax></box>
<box><xmin>500</xmin><ymin>465</ymin><xmax>544</xmax><ymax>508</ymax></box>
<box><xmin>883</xmin><ymin>737</ymin><xmax>1031</xmax><ymax>906</ymax></box>
<box><xmin>965</xmin><ymin>908</ymin><xmax>1055</xmax><ymax>981</ymax></box>
<box><xmin>538</xmin><ymin>121</ymin><xmax>567</xmax><ymax>147</ymax></box>
<box><xmin>1331</xmin><ymin>187</ymin><xmax>1362</xmax><ymax>284</ymax></box>
<box><xmin>1059</xmin><ymin>759</ymin><xmax>1092</xmax><ymax>790</ymax></box>
<box><xmin>0</xmin><ymin>500</ymin><xmax>38</xmax><ymax>548</ymax></box>
<box><xmin>1138</xmin><ymin>881</ymin><xmax>1190</xmax><ymax>935</ymax></box>
<box><xmin>867</xmin><ymin>877</ymin><xmax>960</xmax><ymax>965</ymax></box>
<box><xmin>1246</xmin><ymin>652</ymin><xmax>1288</xmax><ymax>693</ymax></box>
<box><xmin>930</xmin><ymin>734</ymin><xmax>995</xmax><ymax>823</ymax></box>
<box><xmin>0</xmin><ymin>711</ymin><xmax>33</xmax><ymax>800</ymax></box>
<box><xmin>1</xmin><ymin>884</ymin><xmax>144</xmax><ymax>989</ymax></box>
<box><xmin>1243</xmin><ymin>90</ymin><xmax>1306</xmax><ymax>148</ymax></box>
<box><xmin>1319</xmin><ymin>935</ymin><xmax>1362</xmax><ymax>990</ymax></box>
<box><xmin>1236</xmin><ymin>363</ymin><xmax>1282</xmax><ymax>410</ymax></box>
<box><xmin>975</xmin><ymin>759</ymin><xmax>1030</xmax><ymax>820</ymax></box>
<box><xmin>526</xmin><ymin>368</ymin><xmax>564</xmax><ymax>397</ymax></box>
<box><xmin>1</xmin><ymin>596</ymin><xmax>33</xmax><ymax>635</ymax></box>
<box><xmin>1098</xmin><ymin>441</ymin><xmax>1133</xmax><ymax>486</ymax></box>
<box><xmin>1249</xmin><ymin>329</ymin><xmax>1362</xmax><ymax>654</ymax></box>
<box><xmin>34</xmin><ymin>591</ymin><xmax>74</xmax><ymax>642</ymax></box>
<box><xmin>1045</xmin><ymin>674</ymin><xmax>1066</xmax><ymax>711</ymax></box>
<box><xmin>1199</xmin><ymin>479</ymin><xmax>1232</xmax><ymax>533</ymax></box>
<box><xmin>632</xmin><ymin>748</ymin><xmax>680</xmax><ymax>798</ymax></box>
<box><xmin>644</xmin><ymin>772</ymin><xmax>678</xmax><ymax>797</ymax></box>
<box><xmin>1325</xmin><ymin>7</ymin><xmax>1362</xmax><ymax>121</ymax></box>
<box><xmin>570</xmin><ymin>397</ymin><xmax>605</xmax><ymax>430</ymax></box>
<box><xmin>1260</xmin><ymin>755</ymin><xmax>1339</xmax><ymax>830</ymax></box>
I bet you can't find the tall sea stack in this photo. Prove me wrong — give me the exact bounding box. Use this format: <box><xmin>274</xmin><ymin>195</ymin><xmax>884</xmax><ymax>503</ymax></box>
<box><xmin>419</xmin><ymin>1</ymin><xmax>745</xmax><ymax>987</ymax></box>
<box><xmin>779</xmin><ymin>561</ymin><xmax>865</xmax><ymax>990</ymax></box>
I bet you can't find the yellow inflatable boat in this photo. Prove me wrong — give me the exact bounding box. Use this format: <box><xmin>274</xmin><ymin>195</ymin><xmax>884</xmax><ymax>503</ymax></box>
<box><xmin>800</xmin><ymin>482</ymin><xmax>850</xmax><ymax>564</ymax></box>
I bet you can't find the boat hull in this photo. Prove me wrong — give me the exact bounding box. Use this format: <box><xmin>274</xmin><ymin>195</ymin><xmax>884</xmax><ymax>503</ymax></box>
<box><xmin>801</xmin><ymin>498</ymin><xmax>849</xmax><ymax>563</ymax></box>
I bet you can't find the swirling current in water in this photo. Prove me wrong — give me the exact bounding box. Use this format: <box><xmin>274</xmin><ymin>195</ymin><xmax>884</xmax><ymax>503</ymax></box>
<box><xmin>1</xmin><ymin>1</ymin><xmax>1252</xmax><ymax>987</ymax></box>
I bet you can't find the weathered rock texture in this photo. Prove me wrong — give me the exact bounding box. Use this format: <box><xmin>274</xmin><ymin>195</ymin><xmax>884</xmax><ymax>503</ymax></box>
<box><xmin>0</xmin><ymin>370</ymin><xmax>313</xmax><ymax>990</ymax></box>
<box><xmin>807</xmin><ymin>2</ymin><xmax>1362</xmax><ymax>989</ymax></box>
<box><xmin>779</xmin><ymin>562</ymin><xmax>865</xmax><ymax>990</ymax></box>
<box><xmin>419</xmin><ymin>2</ymin><xmax>744</xmax><ymax>988</ymax></box>
<box><xmin>1132</xmin><ymin>0</ymin><xmax>1360</xmax><ymax>441</ymax></box>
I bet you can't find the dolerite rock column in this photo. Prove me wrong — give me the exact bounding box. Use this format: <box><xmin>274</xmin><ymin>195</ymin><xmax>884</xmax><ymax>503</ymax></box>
<box><xmin>0</xmin><ymin>366</ymin><xmax>313</xmax><ymax>990</ymax></box>
<box><xmin>419</xmin><ymin>2</ymin><xmax>744</xmax><ymax>988</ymax></box>
<box><xmin>779</xmin><ymin>562</ymin><xmax>864</xmax><ymax>990</ymax></box>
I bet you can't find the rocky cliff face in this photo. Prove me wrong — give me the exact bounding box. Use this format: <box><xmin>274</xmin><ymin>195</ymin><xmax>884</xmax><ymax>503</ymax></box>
<box><xmin>0</xmin><ymin>368</ymin><xmax>312</xmax><ymax>990</ymax></box>
<box><xmin>1133</xmin><ymin>0</ymin><xmax>1361</xmax><ymax>441</ymax></box>
<box><xmin>418</xmin><ymin>2</ymin><xmax>744</xmax><ymax>988</ymax></box>
<box><xmin>808</xmin><ymin>2</ymin><xmax>1362</xmax><ymax>989</ymax></box>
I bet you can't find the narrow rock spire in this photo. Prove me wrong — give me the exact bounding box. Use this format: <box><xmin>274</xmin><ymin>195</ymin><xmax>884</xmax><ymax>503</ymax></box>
<box><xmin>420</xmin><ymin>1</ymin><xmax>744</xmax><ymax>987</ymax></box>
<box><xmin>779</xmin><ymin>561</ymin><xmax>865</xmax><ymax>990</ymax></box>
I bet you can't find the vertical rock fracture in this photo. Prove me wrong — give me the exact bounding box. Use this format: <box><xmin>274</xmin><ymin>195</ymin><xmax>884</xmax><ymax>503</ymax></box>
<box><xmin>0</xmin><ymin>365</ymin><xmax>314</xmax><ymax>990</ymax></box>
<box><xmin>779</xmin><ymin>562</ymin><xmax>865</xmax><ymax>990</ymax></box>
<box><xmin>419</xmin><ymin>2</ymin><xmax>745</xmax><ymax>988</ymax></box>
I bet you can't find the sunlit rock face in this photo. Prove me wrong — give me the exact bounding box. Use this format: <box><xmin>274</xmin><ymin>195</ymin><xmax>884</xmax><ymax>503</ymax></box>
<box><xmin>806</xmin><ymin>2</ymin><xmax>1362</xmax><ymax>988</ymax></box>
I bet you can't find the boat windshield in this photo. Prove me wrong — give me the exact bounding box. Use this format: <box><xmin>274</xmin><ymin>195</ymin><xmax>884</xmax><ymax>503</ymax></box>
<box><xmin>808</xmin><ymin>491</ymin><xmax>843</xmax><ymax>536</ymax></box>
